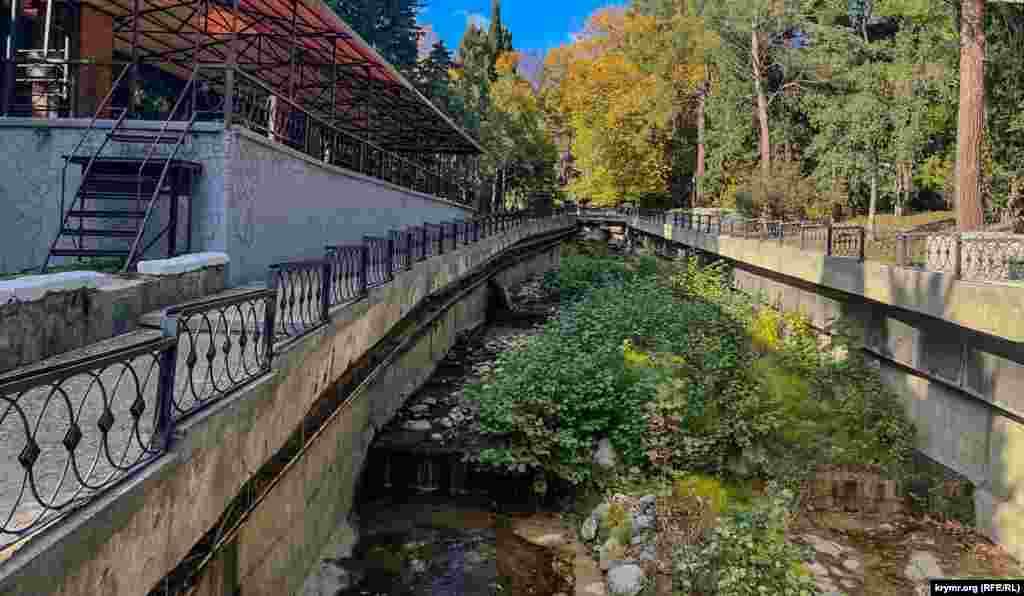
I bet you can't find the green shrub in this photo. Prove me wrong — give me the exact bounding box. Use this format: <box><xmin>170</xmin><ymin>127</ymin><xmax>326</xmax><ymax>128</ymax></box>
<box><xmin>673</xmin><ymin>486</ymin><xmax>819</xmax><ymax>596</ymax></box>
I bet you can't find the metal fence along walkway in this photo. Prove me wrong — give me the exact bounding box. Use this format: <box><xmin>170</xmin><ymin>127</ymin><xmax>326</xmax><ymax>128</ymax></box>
<box><xmin>0</xmin><ymin>209</ymin><xmax>568</xmax><ymax>557</ymax></box>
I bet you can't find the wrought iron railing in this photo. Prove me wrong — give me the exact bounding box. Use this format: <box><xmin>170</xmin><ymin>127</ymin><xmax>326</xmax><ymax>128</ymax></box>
<box><xmin>364</xmin><ymin>236</ymin><xmax>393</xmax><ymax>288</ymax></box>
<box><xmin>0</xmin><ymin>334</ymin><xmax>177</xmax><ymax>550</ymax></box>
<box><xmin>267</xmin><ymin>260</ymin><xmax>330</xmax><ymax>340</ymax></box>
<box><xmin>612</xmin><ymin>207</ymin><xmax>1024</xmax><ymax>281</ymax></box>
<box><xmin>324</xmin><ymin>245</ymin><xmax>367</xmax><ymax>307</ymax></box>
<box><xmin>0</xmin><ymin>209</ymin><xmax>574</xmax><ymax>554</ymax></box>
<box><xmin>164</xmin><ymin>289</ymin><xmax>276</xmax><ymax>421</ymax></box>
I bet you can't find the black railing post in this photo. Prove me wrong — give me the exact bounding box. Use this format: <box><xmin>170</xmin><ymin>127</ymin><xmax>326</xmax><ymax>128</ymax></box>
<box><xmin>155</xmin><ymin>317</ymin><xmax>180</xmax><ymax>451</ymax></box>
<box><xmin>320</xmin><ymin>259</ymin><xmax>331</xmax><ymax>321</ymax></box>
<box><xmin>437</xmin><ymin>224</ymin><xmax>445</xmax><ymax>255</ymax></box>
<box><xmin>359</xmin><ymin>243</ymin><xmax>369</xmax><ymax>296</ymax></box>
<box><xmin>406</xmin><ymin>231</ymin><xmax>414</xmax><ymax>270</ymax></box>
<box><xmin>954</xmin><ymin>235</ymin><xmax>963</xmax><ymax>279</ymax></box>
<box><xmin>826</xmin><ymin>224</ymin><xmax>834</xmax><ymax>257</ymax></box>
<box><xmin>420</xmin><ymin>225</ymin><xmax>428</xmax><ymax>261</ymax></box>
<box><xmin>387</xmin><ymin>235</ymin><xmax>396</xmax><ymax>281</ymax></box>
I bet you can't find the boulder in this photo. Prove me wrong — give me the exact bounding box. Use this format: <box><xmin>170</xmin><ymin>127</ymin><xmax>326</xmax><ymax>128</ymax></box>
<box><xmin>594</xmin><ymin>438</ymin><xmax>619</xmax><ymax>469</ymax></box>
<box><xmin>631</xmin><ymin>513</ymin><xmax>655</xmax><ymax>535</ymax></box>
<box><xmin>581</xmin><ymin>516</ymin><xmax>599</xmax><ymax>542</ymax></box>
<box><xmin>607</xmin><ymin>564</ymin><xmax>646</xmax><ymax>596</ymax></box>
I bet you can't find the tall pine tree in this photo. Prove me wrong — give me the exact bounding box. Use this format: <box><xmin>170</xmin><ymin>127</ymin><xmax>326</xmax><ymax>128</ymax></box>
<box><xmin>327</xmin><ymin>0</ymin><xmax>425</xmax><ymax>71</ymax></box>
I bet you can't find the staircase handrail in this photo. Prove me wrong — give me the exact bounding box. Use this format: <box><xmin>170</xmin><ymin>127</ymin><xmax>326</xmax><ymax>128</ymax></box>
<box><xmin>123</xmin><ymin>68</ymin><xmax>203</xmax><ymax>271</ymax></box>
<box><xmin>44</xmin><ymin>63</ymin><xmax>133</xmax><ymax>271</ymax></box>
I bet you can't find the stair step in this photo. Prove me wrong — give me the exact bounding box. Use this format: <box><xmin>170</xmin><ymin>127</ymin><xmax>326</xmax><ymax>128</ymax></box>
<box><xmin>49</xmin><ymin>249</ymin><xmax>131</xmax><ymax>258</ymax></box>
<box><xmin>83</xmin><ymin>173</ymin><xmax>164</xmax><ymax>182</ymax></box>
<box><xmin>66</xmin><ymin>210</ymin><xmax>147</xmax><ymax>218</ymax></box>
<box><xmin>108</xmin><ymin>132</ymin><xmax>184</xmax><ymax>144</ymax></box>
<box><xmin>61</xmin><ymin>228</ymin><xmax>139</xmax><ymax>238</ymax></box>
<box><xmin>76</xmin><ymin>192</ymin><xmax>169</xmax><ymax>201</ymax></box>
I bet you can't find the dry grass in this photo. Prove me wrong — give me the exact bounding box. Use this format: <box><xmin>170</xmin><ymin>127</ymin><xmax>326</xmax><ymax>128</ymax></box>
<box><xmin>841</xmin><ymin>211</ymin><xmax>955</xmax><ymax>230</ymax></box>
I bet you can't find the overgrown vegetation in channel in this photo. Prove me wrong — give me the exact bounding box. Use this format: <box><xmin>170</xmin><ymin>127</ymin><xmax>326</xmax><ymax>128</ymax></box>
<box><xmin>464</xmin><ymin>242</ymin><xmax>921</xmax><ymax>594</ymax></box>
<box><xmin>467</xmin><ymin>244</ymin><xmax>916</xmax><ymax>490</ymax></box>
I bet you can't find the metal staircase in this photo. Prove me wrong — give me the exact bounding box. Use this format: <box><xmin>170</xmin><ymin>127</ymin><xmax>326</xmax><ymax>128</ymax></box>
<box><xmin>41</xmin><ymin>66</ymin><xmax>204</xmax><ymax>273</ymax></box>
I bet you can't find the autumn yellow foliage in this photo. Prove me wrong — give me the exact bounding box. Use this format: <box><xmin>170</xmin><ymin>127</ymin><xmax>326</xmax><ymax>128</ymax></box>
<box><xmin>542</xmin><ymin>6</ymin><xmax>713</xmax><ymax>205</ymax></box>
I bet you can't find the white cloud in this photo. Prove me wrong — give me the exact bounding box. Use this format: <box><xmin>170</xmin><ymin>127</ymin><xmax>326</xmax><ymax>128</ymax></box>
<box><xmin>454</xmin><ymin>9</ymin><xmax>490</xmax><ymax>30</ymax></box>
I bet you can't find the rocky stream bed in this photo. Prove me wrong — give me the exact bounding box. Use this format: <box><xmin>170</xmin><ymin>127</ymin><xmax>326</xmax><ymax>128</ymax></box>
<box><xmin>300</xmin><ymin>251</ymin><xmax>1021</xmax><ymax>596</ymax></box>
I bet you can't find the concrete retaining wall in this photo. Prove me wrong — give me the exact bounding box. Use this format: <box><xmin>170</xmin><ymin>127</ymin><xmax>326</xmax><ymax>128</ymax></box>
<box><xmin>222</xmin><ymin>127</ymin><xmax>474</xmax><ymax>285</ymax></box>
<box><xmin>0</xmin><ymin>119</ymin><xmax>226</xmax><ymax>275</ymax></box>
<box><xmin>0</xmin><ymin>264</ymin><xmax>226</xmax><ymax>374</ymax></box>
<box><xmin>0</xmin><ymin>120</ymin><xmax>473</xmax><ymax>285</ymax></box>
<box><xmin>0</xmin><ymin>216</ymin><xmax>573</xmax><ymax>596</ymax></box>
<box><xmin>629</xmin><ymin>220</ymin><xmax>1024</xmax><ymax>560</ymax></box>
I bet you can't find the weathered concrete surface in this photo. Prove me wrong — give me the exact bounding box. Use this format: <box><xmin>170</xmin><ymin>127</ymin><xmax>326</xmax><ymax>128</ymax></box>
<box><xmin>0</xmin><ymin>120</ymin><xmax>475</xmax><ymax>286</ymax></box>
<box><xmin>222</xmin><ymin>127</ymin><xmax>475</xmax><ymax>285</ymax></box>
<box><xmin>0</xmin><ymin>119</ymin><xmax>226</xmax><ymax>275</ymax></box>
<box><xmin>633</xmin><ymin>221</ymin><xmax>1024</xmax><ymax>343</ymax></box>
<box><xmin>0</xmin><ymin>264</ymin><xmax>226</xmax><ymax>373</ymax></box>
<box><xmin>631</xmin><ymin>220</ymin><xmax>1024</xmax><ymax>561</ymax></box>
<box><xmin>0</xmin><ymin>216</ymin><xmax>573</xmax><ymax>596</ymax></box>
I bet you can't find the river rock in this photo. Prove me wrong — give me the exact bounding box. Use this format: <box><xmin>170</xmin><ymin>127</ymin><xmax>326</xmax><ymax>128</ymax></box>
<box><xmin>594</xmin><ymin>438</ymin><xmax>618</xmax><ymax>469</ymax></box>
<box><xmin>637</xmin><ymin>495</ymin><xmax>657</xmax><ymax>515</ymax></box>
<box><xmin>300</xmin><ymin>559</ymin><xmax>364</xmax><ymax>596</ymax></box>
<box><xmin>592</xmin><ymin>503</ymin><xmax>611</xmax><ymax>524</ymax></box>
<box><xmin>607</xmin><ymin>564</ymin><xmax>645</xmax><ymax>596</ymax></box>
<box><xmin>439</xmin><ymin>417</ymin><xmax>454</xmax><ymax>428</ymax></box>
<box><xmin>631</xmin><ymin>513</ymin><xmax>655</xmax><ymax>535</ymax></box>
<box><xmin>905</xmin><ymin>550</ymin><xmax>943</xmax><ymax>595</ymax></box>
<box><xmin>402</xmin><ymin>419</ymin><xmax>432</xmax><ymax>431</ymax></box>
<box><xmin>582</xmin><ymin>516</ymin><xmax>599</xmax><ymax>541</ymax></box>
<box><xmin>410</xmin><ymin>404</ymin><xmax>430</xmax><ymax>415</ymax></box>
<box><xmin>599</xmin><ymin>538</ymin><xmax>627</xmax><ymax>570</ymax></box>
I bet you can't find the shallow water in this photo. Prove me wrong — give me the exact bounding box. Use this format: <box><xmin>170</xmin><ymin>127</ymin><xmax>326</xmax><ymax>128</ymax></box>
<box><xmin>335</xmin><ymin>497</ymin><xmax>568</xmax><ymax>596</ymax></box>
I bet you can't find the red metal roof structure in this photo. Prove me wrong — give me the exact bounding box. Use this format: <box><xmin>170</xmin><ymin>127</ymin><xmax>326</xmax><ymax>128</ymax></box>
<box><xmin>78</xmin><ymin>0</ymin><xmax>482</xmax><ymax>154</ymax></box>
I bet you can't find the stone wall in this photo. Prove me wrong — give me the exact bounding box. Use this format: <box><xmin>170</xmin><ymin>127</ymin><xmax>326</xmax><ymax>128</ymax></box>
<box><xmin>0</xmin><ymin>217</ymin><xmax>573</xmax><ymax>596</ymax></box>
<box><xmin>0</xmin><ymin>264</ymin><xmax>226</xmax><ymax>374</ymax></box>
<box><xmin>222</xmin><ymin>127</ymin><xmax>475</xmax><ymax>285</ymax></box>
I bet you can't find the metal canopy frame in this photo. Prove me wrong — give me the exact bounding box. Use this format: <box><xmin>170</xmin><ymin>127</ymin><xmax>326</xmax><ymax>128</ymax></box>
<box><xmin>5</xmin><ymin>0</ymin><xmax>483</xmax><ymax>156</ymax></box>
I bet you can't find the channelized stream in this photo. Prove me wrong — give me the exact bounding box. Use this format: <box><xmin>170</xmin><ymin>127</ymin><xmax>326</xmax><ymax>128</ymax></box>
<box><xmin>303</xmin><ymin>275</ymin><xmax>574</xmax><ymax>596</ymax></box>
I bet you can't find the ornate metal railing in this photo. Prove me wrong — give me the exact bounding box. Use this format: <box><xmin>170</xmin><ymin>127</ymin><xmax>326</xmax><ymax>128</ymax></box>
<box><xmin>324</xmin><ymin>245</ymin><xmax>366</xmax><ymax>307</ymax></box>
<box><xmin>0</xmin><ymin>334</ymin><xmax>177</xmax><ymax>549</ymax></box>
<box><xmin>364</xmin><ymin>236</ymin><xmax>393</xmax><ymax>288</ymax></box>
<box><xmin>165</xmin><ymin>289</ymin><xmax>276</xmax><ymax>421</ymax></box>
<box><xmin>614</xmin><ymin>206</ymin><xmax>1024</xmax><ymax>281</ymax></box>
<box><xmin>268</xmin><ymin>260</ymin><xmax>329</xmax><ymax>340</ymax></box>
<box><xmin>0</xmin><ymin>209</ymin><xmax>573</xmax><ymax>554</ymax></box>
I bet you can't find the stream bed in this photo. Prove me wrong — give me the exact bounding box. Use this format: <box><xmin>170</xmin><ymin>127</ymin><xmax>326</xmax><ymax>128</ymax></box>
<box><xmin>302</xmin><ymin>274</ymin><xmax>575</xmax><ymax>596</ymax></box>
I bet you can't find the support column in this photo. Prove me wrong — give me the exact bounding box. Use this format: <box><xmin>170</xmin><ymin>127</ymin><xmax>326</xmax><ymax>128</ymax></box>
<box><xmin>2</xmin><ymin>0</ymin><xmax>23</xmax><ymax>116</ymax></box>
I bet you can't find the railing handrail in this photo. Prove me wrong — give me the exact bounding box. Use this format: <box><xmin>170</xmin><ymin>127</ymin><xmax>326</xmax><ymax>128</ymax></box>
<box><xmin>230</xmin><ymin>68</ymin><xmax>467</xmax><ymax>199</ymax></box>
<box><xmin>164</xmin><ymin>287</ymin><xmax>277</xmax><ymax>317</ymax></box>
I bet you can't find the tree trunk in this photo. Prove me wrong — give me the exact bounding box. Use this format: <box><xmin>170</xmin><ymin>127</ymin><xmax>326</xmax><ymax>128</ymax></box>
<box><xmin>955</xmin><ymin>0</ymin><xmax>986</xmax><ymax>231</ymax></box>
<box><xmin>695</xmin><ymin>85</ymin><xmax>706</xmax><ymax>206</ymax></box>
<box><xmin>752</xmin><ymin>28</ymin><xmax>771</xmax><ymax>180</ymax></box>
<box><xmin>868</xmin><ymin>155</ymin><xmax>879</xmax><ymax>241</ymax></box>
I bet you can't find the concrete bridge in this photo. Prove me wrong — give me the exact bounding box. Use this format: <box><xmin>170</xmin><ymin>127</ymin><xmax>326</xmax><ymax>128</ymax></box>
<box><xmin>0</xmin><ymin>214</ymin><xmax>575</xmax><ymax>596</ymax></box>
<box><xmin>581</xmin><ymin>210</ymin><xmax>1024</xmax><ymax>559</ymax></box>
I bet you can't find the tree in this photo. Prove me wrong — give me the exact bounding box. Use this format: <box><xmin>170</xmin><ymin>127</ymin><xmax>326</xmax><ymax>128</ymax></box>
<box><xmin>954</xmin><ymin>0</ymin><xmax>986</xmax><ymax>230</ymax></box>
<box><xmin>326</xmin><ymin>0</ymin><xmax>424</xmax><ymax>71</ymax></box>
<box><xmin>413</xmin><ymin>40</ymin><xmax>455</xmax><ymax>112</ymax></box>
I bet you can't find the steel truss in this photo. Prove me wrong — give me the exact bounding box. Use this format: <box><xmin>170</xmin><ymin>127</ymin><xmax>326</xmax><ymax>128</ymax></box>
<box><xmin>2</xmin><ymin>0</ymin><xmax>483</xmax><ymax>157</ymax></box>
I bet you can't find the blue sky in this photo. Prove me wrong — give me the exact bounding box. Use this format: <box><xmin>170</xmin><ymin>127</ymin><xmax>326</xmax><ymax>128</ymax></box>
<box><xmin>418</xmin><ymin>1</ymin><xmax>621</xmax><ymax>55</ymax></box>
